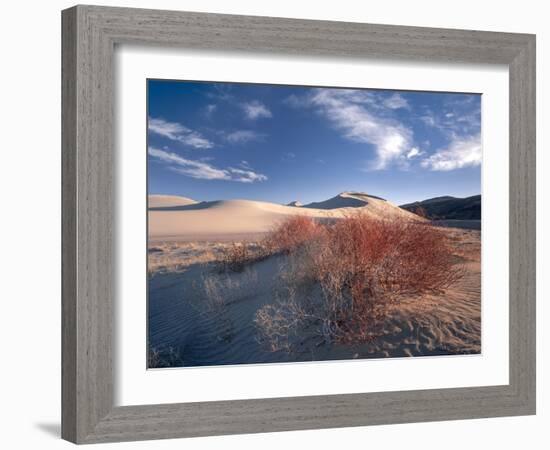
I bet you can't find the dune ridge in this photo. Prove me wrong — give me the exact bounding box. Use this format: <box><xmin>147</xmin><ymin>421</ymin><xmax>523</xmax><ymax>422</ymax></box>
<box><xmin>303</xmin><ymin>191</ymin><xmax>386</xmax><ymax>209</ymax></box>
<box><xmin>148</xmin><ymin>192</ymin><xmax>419</xmax><ymax>241</ymax></box>
<box><xmin>286</xmin><ymin>200</ymin><xmax>303</xmax><ymax>207</ymax></box>
<box><xmin>149</xmin><ymin>194</ymin><xmax>197</xmax><ymax>208</ymax></box>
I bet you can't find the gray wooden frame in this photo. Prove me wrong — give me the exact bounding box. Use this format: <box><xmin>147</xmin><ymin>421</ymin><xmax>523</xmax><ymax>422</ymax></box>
<box><xmin>61</xmin><ymin>4</ymin><xmax>536</xmax><ymax>444</ymax></box>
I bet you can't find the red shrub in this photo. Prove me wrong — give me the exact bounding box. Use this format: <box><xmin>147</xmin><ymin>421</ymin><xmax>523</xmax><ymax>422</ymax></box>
<box><xmin>256</xmin><ymin>212</ymin><xmax>465</xmax><ymax>347</ymax></box>
<box><xmin>328</xmin><ymin>213</ymin><xmax>461</xmax><ymax>297</ymax></box>
<box><xmin>263</xmin><ymin>215</ymin><xmax>324</xmax><ymax>255</ymax></box>
<box><xmin>321</xmin><ymin>214</ymin><xmax>463</xmax><ymax>341</ymax></box>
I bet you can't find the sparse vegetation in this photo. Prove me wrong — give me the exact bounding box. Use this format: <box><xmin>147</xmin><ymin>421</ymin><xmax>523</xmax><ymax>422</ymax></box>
<box><xmin>147</xmin><ymin>241</ymin><xmax>217</xmax><ymax>275</ymax></box>
<box><xmin>148</xmin><ymin>213</ymin><xmax>471</xmax><ymax>361</ymax></box>
<box><xmin>148</xmin><ymin>241</ymin><xmax>265</xmax><ymax>275</ymax></box>
<box><xmin>202</xmin><ymin>269</ymin><xmax>258</xmax><ymax>312</ymax></box>
<box><xmin>254</xmin><ymin>287</ymin><xmax>305</xmax><ymax>352</ymax></box>
<box><xmin>219</xmin><ymin>243</ymin><xmax>250</xmax><ymax>272</ymax></box>
<box><xmin>217</xmin><ymin>242</ymin><xmax>269</xmax><ymax>272</ymax></box>
<box><xmin>255</xmin><ymin>213</ymin><xmax>465</xmax><ymax>349</ymax></box>
<box><xmin>200</xmin><ymin>268</ymin><xmax>259</xmax><ymax>344</ymax></box>
<box><xmin>263</xmin><ymin>215</ymin><xmax>325</xmax><ymax>255</ymax></box>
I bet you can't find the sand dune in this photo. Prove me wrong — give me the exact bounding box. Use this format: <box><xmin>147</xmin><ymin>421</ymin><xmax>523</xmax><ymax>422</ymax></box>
<box><xmin>148</xmin><ymin>194</ymin><xmax>197</xmax><ymax>208</ymax></box>
<box><xmin>147</xmin><ymin>194</ymin><xmax>480</xmax><ymax>367</ymax></box>
<box><xmin>303</xmin><ymin>191</ymin><xmax>386</xmax><ymax>209</ymax></box>
<box><xmin>149</xmin><ymin>192</ymin><xmax>418</xmax><ymax>241</ymax></box>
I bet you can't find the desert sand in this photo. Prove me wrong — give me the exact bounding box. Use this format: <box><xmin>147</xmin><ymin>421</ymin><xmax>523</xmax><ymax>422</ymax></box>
<box><xmin>148</xmin><ymin>192</ymin><xmax>418</xmax><ymax>241</ymax></box>
<box><xmin>148</xmin><ymin>192</ymin><xmax>481</xmax><ymax>368</ymax></box>
<box><xmin>149</xmin><ymin>194</ymin><xmax>197</xmax><ymax>208</ymax></box>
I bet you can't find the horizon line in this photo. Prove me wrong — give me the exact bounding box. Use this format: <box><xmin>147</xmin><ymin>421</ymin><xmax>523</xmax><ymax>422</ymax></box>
<box><xmin>148</xmin><ymin>191</ymin><xmax>482</xmax><ymax>206</ymax></box>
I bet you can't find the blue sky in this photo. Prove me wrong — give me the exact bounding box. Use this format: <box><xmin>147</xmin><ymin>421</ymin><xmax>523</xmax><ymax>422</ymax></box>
<box><xmin>147</xmin><ymin>80</ymin><xmax>481</xmax><ymax>205</ymax></box>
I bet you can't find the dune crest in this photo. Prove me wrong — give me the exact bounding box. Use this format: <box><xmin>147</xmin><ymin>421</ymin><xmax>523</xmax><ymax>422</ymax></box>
<box><xmin>148</xmin><ymin>194</ymin><xmax>197</xmax><ymax>208</ymax></box>
<box><xmin>148</xmin><ymin>192</ymin><xmax>418</xmax><ymax>241</ymax></box>
<box><xmin>303</xmin><ymin>191</ymin><xmax>386</xmax><ymax>209</ymax></box>
<box><xmin>286</xmin><ymin>201</ymin><xmax>302</xmax><ymax>207</ymax></box>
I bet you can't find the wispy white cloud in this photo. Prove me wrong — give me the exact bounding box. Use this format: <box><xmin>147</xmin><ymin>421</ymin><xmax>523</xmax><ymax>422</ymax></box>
<box><xmin>206</xmin><ymin>84</ymin><xmax>234</xmax><ymax>102</ymax></box>
<box><xmin>420</xmin><ymin>109</ymin><xmax>480</xmax><ymax>138</ymax></box>
<box><xmin>148</xmin><ymin>117</ymin><xmax>213</xmax><ymax>149</ymax></box>
<box><xmin>286</xmin><ymin>88</ymin><xmax>481</xmax><ymax>171</ymax></box>
<box><xmin>226</xmin><ymin>167</ymin><xmax>268</xmax><ymax>183</ymax></box>
<box><xmin>242</xmin><ymin>100</ymin><xmax>272</xmax><ymax>120</ymax></box>
<box><xmin>420</xmin><ymin>135</ymin><xmax>481</xmax><ymax>171</ymax></box>
<box><xmin>406</xmin><ymin>147</ymin><xmax>424</xmax><ymax>159</ymax></box>
<box><xmin>419</xmin><ymin>114</ymin><xmax>435</xmax><ymax>128</ymax></box>
<box><xmin>307</xmin><ymin>89</ymin><xmax>414</xmax><ymax>170</ymax></box>
<box><xmin>416</xmin><ymin>96</ymin><xmax>481</xmax><ymax>171</ymax></box>
<box><xmin>419</xmin><ymin>96</ymin><xmax>480</xmax><ymax>138</ymax></box>
<box><xmin>206</xmin><ymin>86</ymin><xmax>272</xmax><ymax>122</ymax></box>
<box><xmin>202</xmin><ymin>104</ymin><xmax>217</xmax><ymax>118</ymax></box>
<box><xmin>148</xmin><ymin>147</ymin><xmax>226</xmax><ymax>180</ymax></box>
<box><xmin>282</xmin><ymin>152</ymin><xmax>296</xmax><ymax>162</ymax></box>
<box><xmin>288</xmin><ymin>90</ymin><xmax>408</xmax><ymax>112</ymax></box>
<box><xmin>283</xmin><ymin>94</ymin><xmax>304</xmax><ymax>108</ymax></box>
<box><xmin>383</xmin><ymin>93</ymin><xmax>410</xmax><ymax>110</ymax></box>
<box><xmin>148</xmin><ymin>117</ymin><xmax>186</xmax><ymax>140</ymax></box>
<box><xmin>148</xmin><ymin>147</ymin><xmax>267</xmax><ymax>183</ymax></box>
<box><xmin>225</xmin><ymin>130</ymin><xmax>265</xmax><ymax>144</ymax></box>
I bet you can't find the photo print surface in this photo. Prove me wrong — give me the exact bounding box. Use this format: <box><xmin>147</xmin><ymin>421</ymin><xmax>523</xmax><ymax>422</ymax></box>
<box><xmin>147</xmin><ymin>79</ymin><xmax>482</xmax><ymax>368</ymax></box>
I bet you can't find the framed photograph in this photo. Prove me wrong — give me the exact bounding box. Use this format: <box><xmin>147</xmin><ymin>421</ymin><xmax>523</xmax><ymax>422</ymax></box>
<box><xmin>62</xmin><ymin>5</ymin><xmax>536</xmax><ymax>444</ymax></box>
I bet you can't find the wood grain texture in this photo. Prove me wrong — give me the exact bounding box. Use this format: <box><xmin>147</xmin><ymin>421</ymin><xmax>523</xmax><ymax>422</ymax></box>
<box><xmin>61</xmin><ymin>4</ymin><xmax>536</xmax><ymax>444</ymax></box>
<box><xmin>61</xmin><ymin>7</ymin><xmax>77</xmax><ymax>443</ymax></box>
<box><xmin>62</xmin><ymin>5</ymin><xmax>114</xmax><ymax>442</ymax></box>
<box><xmin>508</xmin><ymin>36</ymin><xmax>536</xmax><ymax>409</ymax></box>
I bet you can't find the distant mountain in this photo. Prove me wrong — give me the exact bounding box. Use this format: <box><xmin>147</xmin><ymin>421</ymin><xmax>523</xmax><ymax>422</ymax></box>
<box><xmin>286</xmin><ymin>201</ymin><xmax>303</xmax><ymax>207</ymax></box>
<box><xmin>400</xmin><ymin>195</ymin><xmax>481</xmax><ymax>220</ymax></box>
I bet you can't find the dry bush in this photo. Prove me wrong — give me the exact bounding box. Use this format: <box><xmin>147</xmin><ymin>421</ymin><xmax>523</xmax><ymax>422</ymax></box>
<box><xmin>317</xmin><ymin>214</ymin><xmax>464</xmax><ymax>342</ymax></box>
<box><xmin>254</xmin><ymin>287</ymin><xmax>305</xmax><ymax>352</ymax></box>
<box><xmin>217</xmin><ymin>242</ymin><xmax>271</xmax><ymax>272</ymax></box>
<box><xmin>212</xmin><ymin>217</ymin><xmax>323</xmax><ymax>274</ymax></box>
<box><xmin>263</xmin><ymin>215</ymin><xmax>325</xmax><ymax>255</ymax></box>
<box><xmin>202</xmin><ymin>269</ymin><xmax>258</xmax><ymax>312</ymax></box>
<box><xmin>255</xmin><ymin>213</ymin><xmax>465</xmax><ymax>348</ymax></box>
<box><xmin>325</xmin><ymin>213</ymin><xmax>463</xmax><ymax>299</ymax></box>
<box><xmin>200</xmin><ymin>269</ymin><xmax>258</xmax><ymax>343</ymax></box>
<box><xmin>148</xmin><ymin>241</ymin><xmax>217</xmax><ymax>275</ymax></box>
<box><xmin>202</xmin><ymin>274</ymin><xmax>232</xmax><ymax>312</ymax></box>
<box><xmin>148</xmin><ymin>241</ymin><xmax>267</xmax><ymax>276</ymax></box>
<box><xmin>218</xmin><ymin>243</ymin><xmax>250</xmax><ymax>272</ymax></box>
